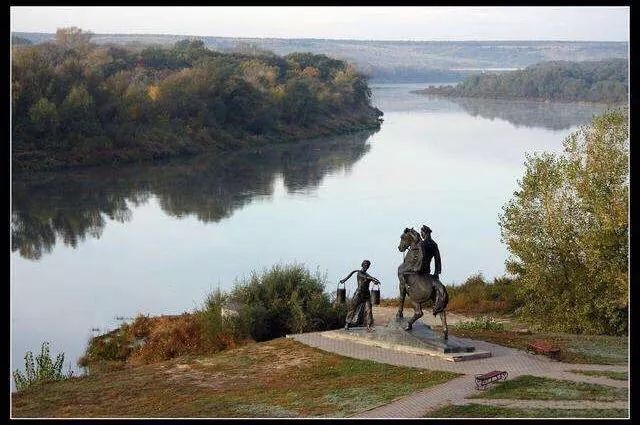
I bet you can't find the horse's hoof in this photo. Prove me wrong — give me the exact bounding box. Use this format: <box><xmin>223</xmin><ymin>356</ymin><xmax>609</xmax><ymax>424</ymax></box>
<box><xmin>404</xmin><ymin>325</ymin><xmax>412</xmax><ymax>331</ymax></box>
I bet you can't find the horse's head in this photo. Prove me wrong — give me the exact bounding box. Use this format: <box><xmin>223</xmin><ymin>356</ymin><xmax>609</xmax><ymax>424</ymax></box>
<box><xmin>398</xmin><ymin>227</ymin><xmax>420</xmax><ymax>252</ymax></box>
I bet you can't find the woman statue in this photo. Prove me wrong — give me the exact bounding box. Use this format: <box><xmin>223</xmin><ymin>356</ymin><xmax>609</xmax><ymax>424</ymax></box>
<box><xmin>340</xmin><ymin>260</ymin><xmax>381</xmax><ymax>332</ymax></box>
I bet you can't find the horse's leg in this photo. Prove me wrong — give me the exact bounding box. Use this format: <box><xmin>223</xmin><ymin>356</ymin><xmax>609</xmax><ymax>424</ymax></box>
<box><xmin>396</xmin><ymin>269</ymin><xmax>406</xmax><ymax>319</ymax></box>
<box><xmin>404</xmin><ymin>300</ymin><xmax>423</xmax><ymax>331</ymax></box>
<box><xmin>440</xmin><ymin>310</ymin><xmax>448</xmax><ymax>340</ymax></box>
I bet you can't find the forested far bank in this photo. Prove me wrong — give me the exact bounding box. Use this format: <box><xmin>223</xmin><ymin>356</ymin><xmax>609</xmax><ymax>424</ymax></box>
<box><xmin>12</xmin><ymin>27</ymin><xmax>382</xmax><ymax>172</ymax></box>
<box><xmin>414</xmin><ymin>59</ymin><xmax>628</xmax><ymax>104</ymax></box>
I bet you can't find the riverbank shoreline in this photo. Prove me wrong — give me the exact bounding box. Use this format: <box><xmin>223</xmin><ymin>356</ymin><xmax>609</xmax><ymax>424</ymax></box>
<box><xmin>13</xmin><ymin>113</ymin><xmax>382</xmax><ymax>174</ymax></box>
<box><xmin>410</xmin><ymin>90</ymin><xmax>626</xmax><ymax>107</ymax></box>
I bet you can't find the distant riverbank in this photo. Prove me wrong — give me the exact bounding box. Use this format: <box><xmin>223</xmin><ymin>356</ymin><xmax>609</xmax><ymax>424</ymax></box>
<box><xmin>413</xmin><ymin>59</ymin><xmax>628</xmax><ymax>105</ymax></box>
<box><xmin>12</xmin><ymin>29</ymin><xmax>382</xmax><ymax>173</ymax></box>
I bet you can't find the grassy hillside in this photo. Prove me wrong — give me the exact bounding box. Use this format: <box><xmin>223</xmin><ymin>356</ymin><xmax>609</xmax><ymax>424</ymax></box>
<box><xmin>12</xmin><ymin>338</ymin><xmax>459</xmax><ymax>418</ymax></box>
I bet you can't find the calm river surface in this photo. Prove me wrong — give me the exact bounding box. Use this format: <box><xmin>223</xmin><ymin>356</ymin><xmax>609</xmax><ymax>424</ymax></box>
<box><xmin>11</xmin><ymin>84</ymin><xmax>607</xmax><ymax>374</ymax></box>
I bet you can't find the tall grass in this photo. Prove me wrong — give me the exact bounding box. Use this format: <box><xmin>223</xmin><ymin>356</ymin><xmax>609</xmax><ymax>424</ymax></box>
<box><xmin>446</xmin><ymin>273</ymin><xmax>522</xmax><ymax>315</ymax></box>
<box><xmin>13</xmin><ymin>342</ymin><xmax>73</xmax><ymax>391</ymax></box>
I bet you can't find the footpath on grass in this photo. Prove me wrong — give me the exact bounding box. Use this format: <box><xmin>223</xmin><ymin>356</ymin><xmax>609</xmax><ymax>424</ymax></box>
<box><xmin>287</xmin><ymin>306</ymin><xmax>628</xmax><ymax>418</ymax></box>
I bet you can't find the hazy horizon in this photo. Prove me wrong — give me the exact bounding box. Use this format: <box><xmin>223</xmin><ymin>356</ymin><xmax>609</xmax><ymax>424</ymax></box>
<box><xmin>11</xmin><ymin>30</ymin><xmax>630</xmax><ymax>44</ymax></box>
<box><xmin>11</xmin><ymin>6</ymin><xmax>630</xmax><ymax>42</ymax></box>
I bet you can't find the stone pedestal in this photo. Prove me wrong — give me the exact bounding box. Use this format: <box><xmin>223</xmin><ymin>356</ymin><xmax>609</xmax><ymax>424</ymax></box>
<box><xmin>323</xmin><ymin>318</ymin><xmax>491</xmax><ymax>362</ymax></box>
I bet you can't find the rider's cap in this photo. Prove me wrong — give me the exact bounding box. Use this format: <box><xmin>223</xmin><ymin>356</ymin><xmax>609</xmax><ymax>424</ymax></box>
<box><xmin>421</xmin><ymin>225</ymin><xmax>432</xmax><ymax>234</ymax></box>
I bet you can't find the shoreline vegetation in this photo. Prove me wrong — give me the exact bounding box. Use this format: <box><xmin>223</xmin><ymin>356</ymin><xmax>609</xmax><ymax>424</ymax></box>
<box><xmin>78</xmin><ymin>264</ymin><xmax>347</xmax><ymax>373</ymax></box>
<box><xmin>412</xmin><ymin>59</ymin><xmax>627</xmax><ymax>104</ymax></box>
<box><xmin>12</xmin><ymin>27</ymin><xmax>382</xmax><ymax>173</ymax></box>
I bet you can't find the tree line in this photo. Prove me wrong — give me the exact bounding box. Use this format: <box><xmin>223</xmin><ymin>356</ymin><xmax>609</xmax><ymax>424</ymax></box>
<box><xmin>417</xmin><ymin>59</ymin><xmax>628</xmax><ymax>104</ymax></box>
<box><xmin>12</xmin><ymin>27</ymin><xmax>382</xmax><ymax>171</ymax></box>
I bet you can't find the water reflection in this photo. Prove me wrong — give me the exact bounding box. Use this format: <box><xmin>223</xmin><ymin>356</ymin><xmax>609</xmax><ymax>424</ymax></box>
<box><xmin>371</xmin><ymin>84</ymin><xmax>608</xmax><ymax>131</ymax></box>
<box><xmin>11</xmin><ymin>130</ymin><xmax>374</xmax><ymax>260</ymax></box>
<box><xmin>446</xmin><ymin>97</ymin><xmax>608</xmax><ymax>131</ymax></box>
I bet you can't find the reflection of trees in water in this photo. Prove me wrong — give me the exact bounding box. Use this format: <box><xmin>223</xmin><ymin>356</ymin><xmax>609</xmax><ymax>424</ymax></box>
<box><xmin>12</xmin><ymin>130</ymin><xmax>374</xmax><ymax>260</ymax></box>
<box><xmin>445</xmin><ymin>97</ymin><xmax>608</xmax><ymax>131</ymax></box>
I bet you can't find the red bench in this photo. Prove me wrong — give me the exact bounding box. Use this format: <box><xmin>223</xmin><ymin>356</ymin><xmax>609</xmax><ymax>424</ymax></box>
<box><xmin>527</xmin><ymin>340</ymin><xmax>560</xmax><ymax>358</ymax></box>
<box><xmin>474</xmin><ymin>370</ymin><xmax>508</xmax><ymax>390</ymax></box>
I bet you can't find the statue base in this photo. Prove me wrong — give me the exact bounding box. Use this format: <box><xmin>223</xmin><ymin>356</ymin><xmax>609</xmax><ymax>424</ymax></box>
<box><xmin>322</xmin><ymin>318</ymin><xmax>491</xmax><ymax>362</ymax></box>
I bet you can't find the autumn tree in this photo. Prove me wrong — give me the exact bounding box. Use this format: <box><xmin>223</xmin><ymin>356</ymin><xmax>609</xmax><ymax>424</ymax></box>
<box><xmin>499</xmin><ymin>109</ymin><xmax>629</xmax><ymax>335</ymax></box>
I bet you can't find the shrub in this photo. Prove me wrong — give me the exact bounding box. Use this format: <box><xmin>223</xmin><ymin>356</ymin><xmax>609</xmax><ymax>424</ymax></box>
<box><xmin>455</xmin><ymin>316</ymin><xmax>505</xmax><ymax>332</ymax></box>
<box><xmin>196</xmin><ymin>289</ymin><xmax>244</xmax><ymax>352</ymax></box>
<box><xmin>13</xmin><ymin>342</ymin><xmax>73</xmax><ymax>391</ymax></box>
<box><xmin>229</xmin><ymin>263</ymin><xmax>345</xmax><ymax>341</ymax></box>
<box><xmin>78</xmin><ymin>264</ymin><xmax>346</xmax><ymax>369</ymax></box>
<box><xmin>447</xmin><ymin>273</ymin><xmax>521</xmax><ymax>314</ymax></box>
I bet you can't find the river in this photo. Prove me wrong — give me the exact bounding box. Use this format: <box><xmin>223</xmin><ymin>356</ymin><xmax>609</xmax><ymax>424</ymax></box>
<box><xmin>11</xmin><ymin>83</ymin><xmax>607</xmax><ymax>376</ymax></box>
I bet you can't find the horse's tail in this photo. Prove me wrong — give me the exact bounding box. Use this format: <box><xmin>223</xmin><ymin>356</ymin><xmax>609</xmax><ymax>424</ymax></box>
<box><xmin>432</xmin><ymin>279</ymin><xmax>449</xmax><ymax>316</ymax></box>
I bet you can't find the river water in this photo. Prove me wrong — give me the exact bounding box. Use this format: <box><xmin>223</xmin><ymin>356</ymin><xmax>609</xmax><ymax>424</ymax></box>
<box><xmin>11</xmin><ymin>84</ymin><xmax>607</xmax><ymax>375</ymax></box>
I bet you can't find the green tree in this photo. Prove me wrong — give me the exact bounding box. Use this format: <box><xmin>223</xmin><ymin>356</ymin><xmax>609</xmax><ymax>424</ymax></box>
<box><xmin>55</xmin><ymin>27</ymin><xmax>93</xmax><ymax>52</ymax></box>
<box><xmin>499</xmin><ymin>109</ymin><xmax>628</xmax><ymax>335</ymax></box>
<box><xmin>28</xmin><ymin>98</ymin><xmax>59</xmax><ymax>140</ymax></box>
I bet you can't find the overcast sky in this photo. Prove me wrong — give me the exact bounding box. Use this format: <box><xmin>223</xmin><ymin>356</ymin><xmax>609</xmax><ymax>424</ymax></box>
<box><xmin>11</xmin><ymin>6</ymin><xmax>629</xmax><ymax>42</ymax></box>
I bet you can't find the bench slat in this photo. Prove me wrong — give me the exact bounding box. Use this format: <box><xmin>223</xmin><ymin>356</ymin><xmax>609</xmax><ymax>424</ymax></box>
<box><xmin>477</xmin><ymin>370</ymin><xmax>504</xmax><ymax>380</ymax></box>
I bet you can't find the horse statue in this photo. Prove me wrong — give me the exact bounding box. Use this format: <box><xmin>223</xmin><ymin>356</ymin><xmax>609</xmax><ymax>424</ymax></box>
<box><xmin>396</xmin><ymin>227</ymin><xmax>449</xmax><ymax>339</ymax></box>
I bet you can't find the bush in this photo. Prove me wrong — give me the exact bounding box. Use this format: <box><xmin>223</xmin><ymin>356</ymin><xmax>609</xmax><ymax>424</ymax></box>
<box><xmin>13</xmin><ymin>342</ymin><xmax>73</xmax><ymax>391</ymax></box>
<box><xmin>447</xmin><ymin>273</ymin><xmax>521</xmax><ymax>314</ymax></box>
<box><xmin>229</xmin><ymin>263</ymin><xmax>345</xmax><ymax>341</ymax></box>
<box><xmin>78</xmin><ymin>264</ymin><xmax>346</xmax><ymax>369</ymax></box>
<box><xmin>455</xmin><ymin>316</ymin><xmax>505</xmax><ymax>332</ymax></box>
<box><xmin>196</xmin><ymin>289</ymin><xmax>245</xmax><ymax>352</ymax></box>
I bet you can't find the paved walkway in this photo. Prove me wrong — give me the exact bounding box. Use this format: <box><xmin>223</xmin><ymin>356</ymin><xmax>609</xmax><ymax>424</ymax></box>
<box><xmin>288</xmin><ymin>329</ymin><xmax>628</xmax><ymax>418</ymax></box>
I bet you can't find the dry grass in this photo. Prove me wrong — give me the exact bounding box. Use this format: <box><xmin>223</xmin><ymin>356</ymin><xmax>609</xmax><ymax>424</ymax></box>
<box><xmin>469</xmin><ymin>375</ymin><xmax>627</xmax><ymax>401</ymax></box>
<box><xmin>447</xmin><ymin>296</ymin><xmax>509</xmax><ymax>314</ymax></box>
<box><xmin>450</xmin><ymin>328</ymin><xmax>628</xmax><ymax>365</ymax></box>
<box><xmin>568</xmin><ymin>370</ymin><xmax>628</xmax><ymax>381</ymax></box>
<box><xmin>79</xmin><ymin>313</ymin><xmax>244</xmax><ymax>371</ymax></box>
<box><xmin>428</xmin><ymin>403</ymin><xmax>628</xmax><ymax>418</ymax></box>
<box><xmin>12</xmin><ymin>338</ymin><xmax>459</xmax><ymax>418</ymax></box>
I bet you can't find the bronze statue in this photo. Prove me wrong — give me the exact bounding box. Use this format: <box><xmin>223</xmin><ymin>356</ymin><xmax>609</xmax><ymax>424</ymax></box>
<box><xmin>396</xmin><ymin>227</ymin><xmax>449</xmax><ymax>338</ymax></box>
<box><xmin>340</xmin><ymin>260</ymin><xmax>381</xmax><ymax>332</ymax></box>
<box><xmin>420</xmin><ymin>225</ymin><xmax>441</xmax><ymax>280</ymax></box>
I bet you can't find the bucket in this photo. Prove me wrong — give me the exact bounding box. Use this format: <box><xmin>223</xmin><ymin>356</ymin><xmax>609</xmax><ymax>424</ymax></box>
<box><xmin>336</xmin><ymin>282</ymin><xmax>346</xmax><ymax>304</ymax></box>
<box><xmin>371</xmin><ymin>283</ymin><xmax>380</xmax><ymax>305</ymax></box>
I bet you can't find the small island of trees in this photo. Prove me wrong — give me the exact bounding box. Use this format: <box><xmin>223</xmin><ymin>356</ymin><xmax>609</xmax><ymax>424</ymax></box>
<box><xmin>12</xmin><ymin>28</ymin><xmax>383</xmax><ymax>172</ymax></box>
<box><xmin>415</xmin><ymin>59</ymin><xmax>628</xmax><ymax>104</ymax></box>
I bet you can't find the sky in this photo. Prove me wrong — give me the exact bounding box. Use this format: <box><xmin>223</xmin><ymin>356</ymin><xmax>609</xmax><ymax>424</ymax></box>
<box><xmin>11</xmin><ymin>6</ymin><xmax>629</xmax><ymax>42</ymax></box>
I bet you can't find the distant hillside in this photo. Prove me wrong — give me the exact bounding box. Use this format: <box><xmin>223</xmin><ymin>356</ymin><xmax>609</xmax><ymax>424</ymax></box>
<box><xmin>415</xmin><ymin>59</ymin><xmax>628</xmax><ymax>104</ymax></box>
<box><xmin>13</xmin><ymin>32</ymin><xmax>628</xmax><ymax>83</ymax></box>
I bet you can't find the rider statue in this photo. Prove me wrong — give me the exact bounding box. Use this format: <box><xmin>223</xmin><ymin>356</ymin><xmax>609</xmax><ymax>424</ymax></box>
<box><xmin>395</xmin><ymin>224</ymin><xmax>449</xmax><ymax>336</ymax></box>
<box><xmin>399</xmin><ymin>224</ymin><xmax>441</xmax><ymax>286</ymax></box>
<box><xmin>340</xmin><ymin>260</ymin><xmax>381</xmax><ymax>332</ymax></box>
<box><xmin>420</xmin><ymin>225</ymin><xmax>441</xmax><ymax>280</ymax></box>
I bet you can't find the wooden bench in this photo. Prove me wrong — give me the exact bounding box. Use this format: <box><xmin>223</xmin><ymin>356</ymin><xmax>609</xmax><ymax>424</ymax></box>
<box><xmin>527</xmin><ymin>340</ymin><xmax>560</xmax><ymax>358</ymax></box>
<box><xmin>474</xmin><ymin>370</ymin><xmax>508</xmax><ymax>390</ymax></box>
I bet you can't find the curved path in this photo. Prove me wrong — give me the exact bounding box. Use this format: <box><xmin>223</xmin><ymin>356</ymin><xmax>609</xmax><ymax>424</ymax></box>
<box><xmin>288</xmin><ymin>327</ymin><xmax>628</xmax><ymax>418</ymax></box>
